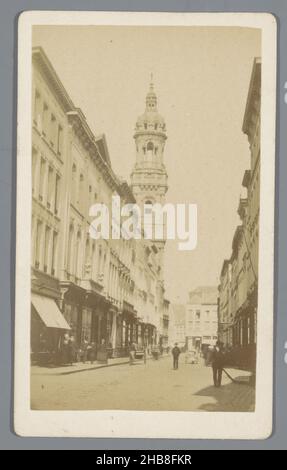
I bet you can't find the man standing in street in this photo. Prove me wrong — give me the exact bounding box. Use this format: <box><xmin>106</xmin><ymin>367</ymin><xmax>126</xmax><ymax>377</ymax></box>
<box><xmin>172</xmin><ymin>343</ymin><xmax>181</xmax><ymax>370</ymax></box>
<box><xmin>211</xmin><ymin>341</ymin><xmax>225</xmax><ymax>387</ymax></box>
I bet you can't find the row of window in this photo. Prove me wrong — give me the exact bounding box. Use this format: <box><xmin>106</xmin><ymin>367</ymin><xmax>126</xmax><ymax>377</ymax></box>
<box><xmin>32</xmin><ymin>149</ymin><xmax>61</xmax><ymax>215</ymax></box>
<box><xmin>137</xmin><ymin>121</ymin><xmax>166</xmax><ymax>131</ymax></box>
<box><xmin>233</xmin><ymin>315</ymin><xmax>256</xmax><ymax>347</ymax></box>
<box><xmin>71</xmin><ymin>163</ymin><xmax>100</xmax><ymax>214</ymax></box>
<box><xmin>33</xmin><ymin>219</ymin><xmax>58</xmax><ymax>277</ymax></box>
<box><xmin>187</xmin><ymin>321</ymin><xmax>218</xmax><ymax>331</ymax></box>
<box><xmin>188</xmin><ymin>309</ymin><xmax>216</xmax><ymax>320</ymax></box>
<box><xmin>34</xmin><ymin>89</ymin><xmax>64</xmax><ymax>156</ymax></box>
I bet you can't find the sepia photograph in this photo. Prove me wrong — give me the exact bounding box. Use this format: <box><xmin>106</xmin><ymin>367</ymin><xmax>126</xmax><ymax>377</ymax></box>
<box><xmin>14</xmin><ymin>11</ymin><xmax>276</xmax><ymax>439</ymax></box>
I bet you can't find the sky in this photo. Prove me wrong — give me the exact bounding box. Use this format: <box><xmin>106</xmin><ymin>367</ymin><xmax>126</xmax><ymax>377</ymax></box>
<box><xmin>33</xmin><ymin>25</ymin><xmax>261</xmax><ymax>303</ymax></box>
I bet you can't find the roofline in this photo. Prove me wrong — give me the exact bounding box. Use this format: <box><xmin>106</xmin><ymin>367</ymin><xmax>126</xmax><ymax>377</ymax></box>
<box><xmin>32</xmin><ymin>46</ymin><xmax>75</xmax><ymax>113</ymax></box>
<box><xmin>242</xmin><ymin>57</ymin><xmax>261</xmax><ymax>135</ymax></box>
<box><xmin>231</xmin><ymin>225</ymin><xmax>244</xmax><ymax>255</ymax></box>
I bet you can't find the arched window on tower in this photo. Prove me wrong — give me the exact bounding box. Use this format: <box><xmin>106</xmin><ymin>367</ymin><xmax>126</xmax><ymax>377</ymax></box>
<box><xmin>147</xmin><ymin>142</ymin><xmax>154</xmax><ymax>162</ymax></box>
<box><xmin>145</xmin><ymin>199</ymin><xmax>153</xmax><ymax>208</ymax></box>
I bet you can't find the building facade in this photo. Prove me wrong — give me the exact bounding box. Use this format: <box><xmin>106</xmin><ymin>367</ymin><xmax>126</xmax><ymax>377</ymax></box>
<box><xmin>218</xmin><ymin>58</ymin><xmax>261</xmax><ymax>370</ymax></box>
<box><xmin>218</xmin><ymin>260</ymin><xmax>233</xmax><ymax>346</ymax></box>
<box><xmin>169</xmin><ymin>304</ymin><xmax>186</xmax><ymax>348</ymax></box>
<box><xmin>31</xmin><ymin>48</ymin><xmax>74</xmax><ymax>356</ymax></box>
<box><xmin>186</xmin><ymin>287</ymin><xmax>218</xmax><ymax>353</ymax></box>
<box><xmin>31</xmin><ymin>47</ymin><xmax>170</xmax><ymax>362</ymax></box>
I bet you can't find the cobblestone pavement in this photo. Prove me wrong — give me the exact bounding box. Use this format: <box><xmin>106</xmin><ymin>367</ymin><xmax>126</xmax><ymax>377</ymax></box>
<box><xmin>31</xmin><ymin>355</ymin><xmax>255</xmax><ymax>412</ymax></box>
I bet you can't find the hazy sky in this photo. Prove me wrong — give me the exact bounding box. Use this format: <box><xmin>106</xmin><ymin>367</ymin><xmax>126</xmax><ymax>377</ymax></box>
<box><xmin>33</xmin><ymin>26</ymin><xmax>261</xmax><ymax>303</ymax></box>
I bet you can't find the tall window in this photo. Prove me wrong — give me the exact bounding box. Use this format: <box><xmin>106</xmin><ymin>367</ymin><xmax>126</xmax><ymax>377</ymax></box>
<box><xmin>39</xmin><ymin>157</ymin><xmax>46</xmax><ymax>201</ymax></box>
<box><xmin>32</xmin><ymin>148</ymin><xmax>37</xmax><ymax>195</ymax></box>
<box><xmin>44</xmin><ymin>226</ymin><xmax>51</xmax><ymax>273</ymax></box>
<box><xmin>85</xmin><ymin>238</ymin><xmax>91</xmax><ymax>276</ymax></box>
<box><xmin>77</xmin><ymin>174</ymin><xmax>84</xmax><ymax>210</ymax></box>
<box><xmin>91</xmin><ymin>242</ymin><xmax>96</xmax><ymax>280</ymax></box>
<box><xmin>50</xmin><ymin>114</ymin><xmax>57</xmax><ymax>148</ymax></box>
<box><xmin>54</xmin><ymin>174</ymin><xmax>61</xmax><ymax>215</ymax></box>
<box><xmin>34</xmin><ymin>90</ymin><xmax>41</xmax><ymax>127</ymax></box>
<box><xmin>51</xmin><ymin>231</ymin><xmax>58</xmax><ymax>277</ymax></box>
<box><xmin>47</xmin><ymin>166</ymin><xmax>54</xmax><ymax>209</ymax></box>
<box><xmin>71</xmin><ymin>164</ymin><xmax>77</xmax><ymax>204</ymax></box>
<box><xmin>42</xmin><ymin>103</ymin><xmax>49</xmax><ymax>137</ymax></box>
<box><xmin>98</xmin><ymin>246</ymin><xmax>102</xmax><ymax>281</ymax></box>
<box><xmin>35</xmin><ymin>220</ymin><xmax>43</xmax><ymax>270</ymax></box>
<box><xmin>75</xmin><ymin>231</ymin><xmax>82</xmax><ymax>280</ymax></box>
<box><xmin>67</xmin><ymin>225</ymin><xmax>74</xmax><ymax>275</ymax></box>
<box><xmin>57</xmin><ymin>124</ymin><xmax>63</xmax><ymax>156</ymax></box>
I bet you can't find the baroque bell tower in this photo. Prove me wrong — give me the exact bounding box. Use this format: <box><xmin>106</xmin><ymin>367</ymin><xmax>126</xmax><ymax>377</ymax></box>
<box><xmin>131</xmin><ymin>78</ymin><xmax>168</xmax><ymax>252</ymax></box>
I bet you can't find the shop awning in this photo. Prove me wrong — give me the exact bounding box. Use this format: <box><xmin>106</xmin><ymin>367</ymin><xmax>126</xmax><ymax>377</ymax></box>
<box><xmin>32</xmin><ymin>294</ymin><xmax>71</xmax><ymax>330</ymax></box>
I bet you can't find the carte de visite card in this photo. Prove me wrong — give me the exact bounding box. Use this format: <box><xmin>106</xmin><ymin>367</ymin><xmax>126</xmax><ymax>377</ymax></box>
<box><xmin>14</xmin><ymin>11</ymin><xmax>276</xmax><ymax>439</ymax></box>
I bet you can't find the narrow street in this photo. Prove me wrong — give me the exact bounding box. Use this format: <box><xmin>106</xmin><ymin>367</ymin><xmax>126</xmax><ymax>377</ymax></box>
<box><xmin>31</xmin><ymin>355</ymin><xmax>255</xmax><ymax>412</ymax></box>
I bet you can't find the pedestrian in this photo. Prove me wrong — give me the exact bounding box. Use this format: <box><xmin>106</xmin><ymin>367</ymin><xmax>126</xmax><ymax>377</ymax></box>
<box><xmin>81</xmin><ymin>336</ymin><xmax>89</xmax><ymax>363</ymax></box>
<box><xmin>211</xmin><ymin>341</ymin><xmax>225</xmax><ymax>387</ymax></box>
<box><xmin>89</xmin><ymin>342</ymin><xmax>97</xmax><ymax>364</ymax></box>
<box><xmin>68</xmin><ymin>335</ymin><xmax>76</xmax><ymax>365</ymax></box>
<box><xmin>62</xmin><ymin>333</ymin><xmax>70</xmax><ymax>365</ymax></box>
<box><xmin>172</xmin><ymin>343</ymin><xmax>181</xmax><ymax>370</ymax></box>
<box><xmin>129</xmin><ymin>342</ymin><xmax>136</xmax><ymax>365</ymax></box>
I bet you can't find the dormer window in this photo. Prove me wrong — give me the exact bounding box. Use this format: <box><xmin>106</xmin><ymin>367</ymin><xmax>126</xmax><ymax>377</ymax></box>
<box><xmin>144</xmin><ymin>123</ymin><xmax>147</xmax><ymax>130</ymax></box>
<box><xmin>155</xmin><ymin>123</ymin><xmax>158</xmax><ymax>130</ymax></box>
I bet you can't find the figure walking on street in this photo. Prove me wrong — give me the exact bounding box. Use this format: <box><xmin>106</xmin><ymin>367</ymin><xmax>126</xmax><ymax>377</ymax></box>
<box><xmin>172</xmin><ymin>343</ymin><xmax>181</xmax><ymax>370</ymax></box>
<box><xmin>211</xmin><ymin>341</ymin><xmax>225</xmax><ymax>387</ymax></box>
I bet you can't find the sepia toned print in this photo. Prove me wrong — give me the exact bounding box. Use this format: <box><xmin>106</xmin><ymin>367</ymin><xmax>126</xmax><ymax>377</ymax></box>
<box><xmin>30</xmin><ymin>26</ymin><xmax>259</xmax><ymax>412</ymax></box>
<box><xmin>15</xmin><ymin>12</ymin><xmax>276</xmax><ymax>439</ymax></box>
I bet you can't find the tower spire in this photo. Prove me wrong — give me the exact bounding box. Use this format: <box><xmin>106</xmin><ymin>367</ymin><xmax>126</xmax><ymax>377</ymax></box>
<box><xmin>150</xmin><ymin>73</ymin><xmax>154</xmax><ymax>91</ymax></box>
<box><xmin>146</xmin><ymin>74</ymin><xmax>157</xmax><ymax>111</ymax></box>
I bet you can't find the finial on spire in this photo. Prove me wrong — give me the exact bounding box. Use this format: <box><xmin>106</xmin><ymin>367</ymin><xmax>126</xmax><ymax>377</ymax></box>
<box><xmin>150</xmin><ymin>73</ymin><xmax>154</xmax><ymax>91</ymax></box>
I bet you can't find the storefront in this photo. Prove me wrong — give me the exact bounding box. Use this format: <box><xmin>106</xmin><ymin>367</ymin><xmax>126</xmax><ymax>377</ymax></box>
<box><xmin>61</xmin><ymin>283</ymin><xmax>86</xmax><ymax>346</ymax></box>
<box><xmin>230</xmin><ymin>288</ymin><xmax>257</xmax><ymax>370</ymax></box>
<box><xmin>118</xmin><ymin>301</ymin><xmax>138</xmax><ymax>356</ymax></box>
<box><xmin>61</xmin><ymin>282</ymin><xmax>112</xmax><ymax>351</ymax></box>
<box><xmin>31</xmin><ymin>293</ymin><xmax>71</xmax><ymax>364</ymax></box>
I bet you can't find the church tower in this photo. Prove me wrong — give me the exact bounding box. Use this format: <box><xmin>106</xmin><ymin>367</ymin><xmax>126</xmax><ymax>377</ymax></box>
<box><xmin>131</xmin><ymin>78</ymin><xmax>168</xmax><ymax>254</ymax></box>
